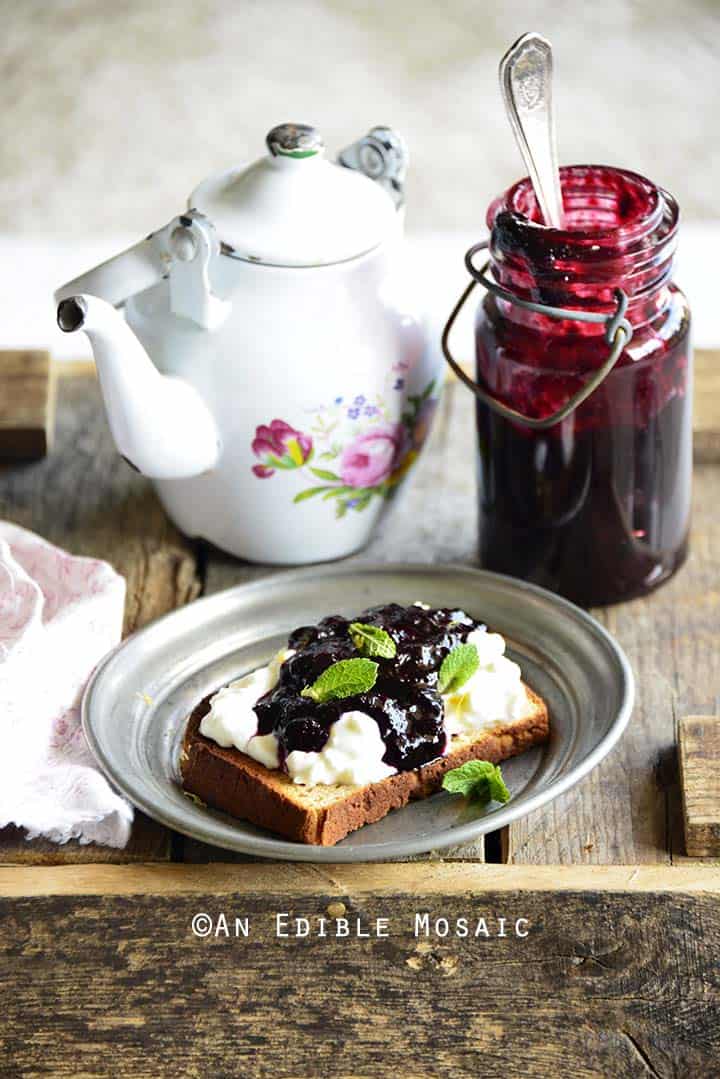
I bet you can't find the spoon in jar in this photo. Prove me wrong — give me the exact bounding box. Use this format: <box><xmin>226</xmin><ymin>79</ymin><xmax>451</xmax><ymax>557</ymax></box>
<box><xmin>499</xmin><ymin>32</ymin><xmax>564</xmax><ymax>228</ymax></box>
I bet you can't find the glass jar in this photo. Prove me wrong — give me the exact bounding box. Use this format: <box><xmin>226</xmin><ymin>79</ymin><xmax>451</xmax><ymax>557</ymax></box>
<box><xmin>448</xmin><ymin>165</ymin><xmax>691</xmax><ymax>607</ymax></box>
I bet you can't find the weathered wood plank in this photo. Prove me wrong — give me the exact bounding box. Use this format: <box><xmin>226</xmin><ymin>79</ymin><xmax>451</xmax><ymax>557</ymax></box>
<box><xmin>0</xmin><ymin>372</ymin><xmax>201</xmax><ymax>634</ymax></box>
<box><xmin>0</xmin><ymin>816</ymin><xmax>171</xmax><ymax>866</ymax></box>
<box><xmin>695</xmin><ymin>348</ymin><xmax>720</xmax><ymax>462</ymax></box>
<box><xmin>1</xmin><ymin>865</ymin><xmax>718</xmax><ymax>1077</ymax></box>
<box><xmin>0</xmin><ymin>372</ymin><xmax>202</xmax><ymax>864</ymax></box>
<box><xmin>679</xmin><ymin>715</ymin><xmax>720</xmax><ymax>857</ymax></box>
<box><xmin>0</xmin><ymin>349</ymin><xmax>56</xmax><ymax>460</ymax></box>
<box><xmin>1</xmin><ymin>862</ymin><xmax>719</xmax><ymax>897</ymax></box>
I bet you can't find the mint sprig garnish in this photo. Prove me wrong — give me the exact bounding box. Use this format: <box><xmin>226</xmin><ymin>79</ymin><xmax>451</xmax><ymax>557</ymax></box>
<box><xmin>437</xmin><ymin>643</ymin><xmax>479</xmax><ymax>694</ymax></box>
<box><xmin>442</xmin><ymin>760</ymin><xmax>510</xmax><ymax>806</ymax></box>
<box><xmin>348</xmin><ymin>622</ymin><xmax>397</xmax><ymax>659</ymax></box>
<box><xmin>300</xmin><ymin>658</ymin><xmax>378</xmax><ymax>704</ymax></box>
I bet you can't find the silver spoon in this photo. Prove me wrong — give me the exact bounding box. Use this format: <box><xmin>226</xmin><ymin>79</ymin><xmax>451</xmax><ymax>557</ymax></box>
<box><xmin>499</xmin><ymin>32</ymin><xmax>564</xmax><ymax>228</ymax></box>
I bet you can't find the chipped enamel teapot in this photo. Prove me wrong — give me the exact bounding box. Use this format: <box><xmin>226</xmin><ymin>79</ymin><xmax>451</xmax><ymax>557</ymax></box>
<box><xmin>56</xmin><ymin>124</ymin><xmax>440</xmax><ymax>564</ymax></box>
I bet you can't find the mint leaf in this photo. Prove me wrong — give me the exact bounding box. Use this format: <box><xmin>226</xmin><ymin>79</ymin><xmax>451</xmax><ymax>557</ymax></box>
<box><xmin>349</xmin><ymin>622</ymin><xmax>397</xmax><ymax>659</ymax></box>
<box><xmin>437</xmin><ymin>643</ymin><xmax>479</xmax><ymax>694</ymax></box>
<box><xmin>442</xmin><ymin>760</ymin><xmax>510</xmax><ymax>806</ymax></box>
<box><xmin>301</xmin><ymin>658</ymin><xmax>378</xmax><ymax>703</ymax></box>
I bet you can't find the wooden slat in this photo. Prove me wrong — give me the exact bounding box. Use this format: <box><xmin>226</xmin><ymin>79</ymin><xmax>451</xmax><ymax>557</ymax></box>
<box><xmin>0</xmin><ymin>817</ymin><xmax>171</xmax><ymax>866</ymax></box>
<box><xmin>1</xmin><ymin>862</ymin><xmax>719</xmax><ymax>896</ymax></box>
<box><xmin>694</xmin><ymin>348</ymin><xmax>720</xmax><ymax>462</ymax></box>
<box><xmin>0</xmin><ymin>350</ymin><xmax>56</xmax><ymax>460</ymax></box>
<box><xmin>0</xmin><ymin>372</ymin><xmax>202</xmax><ymax>864</ymax></box>
<box><xmin>679</xmin><ymin>715</ymin><xmax>720</xmax><ymax>857</ymax></box>
<box><xmin>1</xmin><ymin>865</ymin><xmax>718</xmax><ymax>1077</ymax></box>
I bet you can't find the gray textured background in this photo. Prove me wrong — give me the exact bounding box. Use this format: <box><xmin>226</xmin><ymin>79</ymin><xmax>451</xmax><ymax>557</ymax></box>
<box><xmin>1</xmin><ymin>0</ymin><xmax>718</xmax><ymax>238</ymax></box>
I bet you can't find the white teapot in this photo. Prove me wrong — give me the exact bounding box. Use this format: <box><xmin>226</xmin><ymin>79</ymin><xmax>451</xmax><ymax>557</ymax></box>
<box><xmin>56</xmin><ymin>124</ymin><xmax>440</xmax><ymax>564</ymax></box>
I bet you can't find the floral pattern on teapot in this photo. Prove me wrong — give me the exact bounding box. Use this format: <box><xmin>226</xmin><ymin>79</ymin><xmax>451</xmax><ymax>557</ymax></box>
<box><xmin>251</xmin><ymin>378</ymin><xmax>437</xmax><ymax>518</ymax></box>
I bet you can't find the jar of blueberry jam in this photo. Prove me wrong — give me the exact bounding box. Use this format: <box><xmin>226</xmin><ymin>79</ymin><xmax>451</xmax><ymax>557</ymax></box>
<box><xmin>444</xmin><ymin>164</ymin><xmax>692</xmax><ymax>607</ymax></box>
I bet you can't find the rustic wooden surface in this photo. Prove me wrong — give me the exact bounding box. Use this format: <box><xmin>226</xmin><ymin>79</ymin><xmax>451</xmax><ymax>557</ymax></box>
<box><xmin>0</xmin><ymin>371</ymin><xmax>201</xmax><ymax>865</ymax></box>
<box><xmin>1</xmin><ymin>364</ymin><xmax>719</xmax><ymax>1077</ymax></box>
<box><xmin>1</xmin><ymin>864</ymin><xmax>719</xmax><ymax>1078</ymax></box>
<box><xmin>0</xmin><ymin>349</ymin><xmax>55</xmax><ymax>460</ymax></box>
<box><xmin>2</xmin><ymin>862</ymin><xmax>719</xmax><ymax>896</ymax></box>
<box><xmin>1</xmin><ymin>366</ymin><xmax>719</xmax><ymax>868</ymax></box>
<box><xmin>679</xmin><ymin>715</ymin><xmax>720</xmax><ymax>857</ymax></box>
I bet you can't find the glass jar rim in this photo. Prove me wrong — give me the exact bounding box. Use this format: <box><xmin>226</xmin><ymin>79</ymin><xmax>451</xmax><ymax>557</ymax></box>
<box><xmin>487</xmin><ymin>164</ymin><xmax>677</xmax><ymax>249</ymax></box>
<box><xmin>485</xmin><ymin>164</ymin><xmax>679</xmax><ymax>317</ymax></box>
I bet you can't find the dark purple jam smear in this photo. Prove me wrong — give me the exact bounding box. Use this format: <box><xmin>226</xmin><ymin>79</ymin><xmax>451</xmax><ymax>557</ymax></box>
<box><xmin>254</xmin><ymin>603</ymin><xmax>482</xmax><ymax>772</ymax></box>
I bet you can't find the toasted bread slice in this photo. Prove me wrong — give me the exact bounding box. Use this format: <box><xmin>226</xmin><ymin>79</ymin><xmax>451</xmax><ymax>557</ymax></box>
<box><xmin>180</xmin><ymin>686</ymin><xmax>549</xmax><ymax>846</ymax></box>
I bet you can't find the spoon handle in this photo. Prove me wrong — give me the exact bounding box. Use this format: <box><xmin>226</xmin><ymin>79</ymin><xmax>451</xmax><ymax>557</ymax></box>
<box><xmin>499</xmin><ymin>32</ymin><xmax>564</xmax><ymax>229</ymax></box>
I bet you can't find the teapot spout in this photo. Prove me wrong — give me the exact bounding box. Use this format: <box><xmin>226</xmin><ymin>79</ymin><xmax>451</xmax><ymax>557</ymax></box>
<box><xmin>57</xmin><ymin>295</ymin><xmax>220</xmax><ymax>479</ymax></box>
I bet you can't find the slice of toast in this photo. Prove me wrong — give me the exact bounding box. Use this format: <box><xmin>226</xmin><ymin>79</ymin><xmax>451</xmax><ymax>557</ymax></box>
<box><xmin>180</xmin><ymin>686</ymin><xmax>549</xmax><ymax>846</ymax></box>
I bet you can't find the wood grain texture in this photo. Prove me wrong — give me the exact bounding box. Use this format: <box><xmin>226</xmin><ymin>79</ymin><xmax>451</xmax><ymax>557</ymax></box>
<box><xmin>1</xmin><ymin>876</ymin><xmax>718</xmax><ymax>1077</ymax></box>
<box><xmin>694</xmin><ymin>349</ymin><xmax>720</xmax><ymax>462</ymax></box>
<box><xmin>2</xmin><ymin>862</ymin><xmax>719</xmax><ymax>897</ymax></box>
<box><xmin>0</xmin><ymin>372</ymin><xmax>202</xmax><ymax>865</ymax></box>
<box><xmin>0</xmin><ymin>373</ymin><xmax>201</xmax><ymax>634</ymax></box>
<box><xmin>0</xmin><ymin>817</ymin><xmax>172</xmax><ymax>867</ymax></box>
<box><xmin>0</xmin><ymin>350</ymin><xmax>55</xmax><ymax>459</ymax></box>
<box><xmin>679</xmin><ymin>715</ymin><xmax>720</xmax><ymax>857</ymax></box>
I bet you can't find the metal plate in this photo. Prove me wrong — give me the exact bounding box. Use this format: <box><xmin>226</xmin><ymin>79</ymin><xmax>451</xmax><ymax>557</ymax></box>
<box><xmin>82</xmin><ymin>564</ymin><xmax>634</xmax><ymax>862</ymax></box>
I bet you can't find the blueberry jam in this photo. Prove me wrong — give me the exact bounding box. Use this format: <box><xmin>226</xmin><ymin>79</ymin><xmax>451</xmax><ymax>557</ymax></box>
<box><xmin>475</xmin><ymin>165</ymin><xmax>692</xmax><ymax>607</ymax></box>
<box><xmin>254</xmin><ymin>603</ymin><xmax>481</xmax><ymax>771</ymax></box>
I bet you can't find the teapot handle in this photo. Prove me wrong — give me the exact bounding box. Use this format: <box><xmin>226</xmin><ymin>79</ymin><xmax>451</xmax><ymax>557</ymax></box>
<box><xmin>165</xmin><ymin>212</ymin><xmax>231</xmax><ymax>330</ymax></box>
<box><xmin>55</xmin><ymin>211</ymin><xmax>230</xmax><ymax>331</ymax></box>
<box><xmin>55</xmin><ymin>229</ymin><xmax>170</xmax><ymax>308</ymax></box>
<box><xmin>338</xmin><ymin>126</ymin><xmax>408</xmax><ymax>209</ymax></box>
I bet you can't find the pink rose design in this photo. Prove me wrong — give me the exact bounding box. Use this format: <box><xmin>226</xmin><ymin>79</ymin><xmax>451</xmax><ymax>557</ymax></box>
<box><xmin>251</xmin><ymin>419</ymin><xmax>313</xmax><ymax>478</ymax></box>
<box><xmin>339</xmin><ymin>424</ymin><xmax>406</xmax><ymax>488</ymax></box>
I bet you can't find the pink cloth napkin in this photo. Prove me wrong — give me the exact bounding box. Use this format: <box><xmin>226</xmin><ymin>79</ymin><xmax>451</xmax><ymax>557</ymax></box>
<box><xmin>0</xmin><ymin>521</ymin><xmax>132</xmax><ymax>847</ymax></box>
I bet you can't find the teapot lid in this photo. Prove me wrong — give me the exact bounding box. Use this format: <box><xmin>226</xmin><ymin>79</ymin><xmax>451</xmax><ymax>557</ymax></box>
<box><xmin>189</xmin><ymin>123</ymin><xmax>401</xmax><ymax>268</ymax></box>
